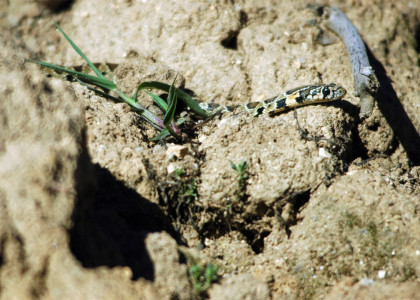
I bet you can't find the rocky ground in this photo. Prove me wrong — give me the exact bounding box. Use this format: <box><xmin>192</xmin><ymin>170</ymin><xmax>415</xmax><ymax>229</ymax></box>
<box><xmin>1</xmin><ymin>0</ymin><xmax>420</xmax><ymax>299</ymax></box>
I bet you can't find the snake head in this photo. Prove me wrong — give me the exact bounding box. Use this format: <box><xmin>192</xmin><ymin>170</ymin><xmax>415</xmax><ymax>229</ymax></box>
<box><xmin>323</xmin><ymin>83</ymin><xmax>347</xmax><ymax>101</ymax></box>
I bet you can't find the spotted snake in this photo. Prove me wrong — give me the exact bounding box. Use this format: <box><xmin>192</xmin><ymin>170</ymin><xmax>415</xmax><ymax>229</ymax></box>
<box><xmin>199</xmin><ymin>83</ymin><xmax>346</xmax><ymax>116</ymax></box>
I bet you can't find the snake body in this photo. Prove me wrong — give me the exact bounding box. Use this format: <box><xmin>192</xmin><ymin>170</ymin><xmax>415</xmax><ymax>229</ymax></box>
<box><xmin>200</xmin><ymin>83</ymin><xmax>346</xmax><ymax>116</ymax></box>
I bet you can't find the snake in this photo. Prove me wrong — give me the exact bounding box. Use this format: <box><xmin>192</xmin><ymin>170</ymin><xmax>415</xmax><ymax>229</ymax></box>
<box><xmin>199</xmin><ymin>83</ymin><xmax>346</xmax><ymax>117</ymax></box>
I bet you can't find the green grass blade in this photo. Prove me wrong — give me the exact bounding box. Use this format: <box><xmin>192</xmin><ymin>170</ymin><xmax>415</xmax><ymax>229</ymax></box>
<box><xmin>134</xmin><ymin>81</ymin><xmax>167</xmax><ymax>101</ymax></box>
<box><xmin>145</xmin><ymin>91</ymin><xmax>168</xmax><ymax>111</ymax></box>
<box><xmin>75</xmin><ymin>79</ymin><xmax>122</xmax><ymax>102</ymax></box>
<box><xmin>136</xmin><ymin>81</ymin><xmax>209</xmax><ymax>117</ymax></box>
<box><xmin>27</xmin><ymin>60</ymin><xmax>167</xmax><ymax>131</ymax></box>
<box><xmin>112</xmin><ymin>89</ymin><xmax>166</xmax><ymax>129</ymax></box>
<box><xmin>152</xmin><ymin>129</ymin><xmax>171</xmax><ymax>141</ymax></box>
<box><xmin>161</xmin><ymin>76</ymin><xmax>181</xmax><ymax>140</ymax></box>
<box><xmin>53</xmin><ymin>21</ymin><xmax>105</xmax><ymax>80</ymax></box>
<box><xmin>163</xmin><ymin>75</ymin><xmax>178</xmax><ymax>126</ymax></box>
<box><xmin>26</xmin><ymin>59</ymin><xmax>117</xmax><ymax>90</ymax></box>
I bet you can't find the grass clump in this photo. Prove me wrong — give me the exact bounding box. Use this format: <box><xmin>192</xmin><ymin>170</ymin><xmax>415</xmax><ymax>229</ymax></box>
<box><xmin>230</xmin><ymin>160</ymin><xmax>249</xmax><ymax>202</ymax></box>
<box><xmin>181</xmin><ymin>179</ymin><xmax>198</xmax><ymax>204</ymax></box>
<box><xmin>180</xmin><ymin>248</ymin><xmax>220</xmax><ymax>299</ymax></box>
<box><xmin>174</xmin><ymin>167</ymin><xmax>185</xmax><ymax>179</ymax></box>
<box><xmin>189</xmin><ymin>263</ymin><xmax>219</xmax><ymax>298</ymax></box>
<box><xmin>26</xmin><ymin>21</ymin><xmax>209</xmax><ymax>141</ymax></box>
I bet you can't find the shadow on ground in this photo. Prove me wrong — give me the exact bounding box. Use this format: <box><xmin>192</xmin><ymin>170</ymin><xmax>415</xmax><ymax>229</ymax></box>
<box><xmin>70</xmin><ymin>159</ymin><xmax>179</xmax><ymax>281</ymax></box>
<box><xmin>368</xmin><ymin>48</ymin><xmax>420</xmax><ymax>165</ymax></box>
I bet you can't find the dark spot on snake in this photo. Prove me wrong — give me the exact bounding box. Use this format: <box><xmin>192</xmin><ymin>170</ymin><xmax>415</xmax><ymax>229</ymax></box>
<box><xmin>256</xmin><ymin>107</ymin><xmax>265</xmax><ymax>115</ymax></box>
<box><xmin>246</xmin><ymin>102</ymin><xmax>260</xmax><ymax>109</ymax></box>
<box><xmin>276</xmin><ymin>98</ymin><xmax>286</xmax><ymax>108</ymax></box>
<box><xmin>285</xmin><ymin>85</ymin><xmax>305</xmax><ymax>95</ymax></box>
<box><xmin>295</xmin><ymin>96</ymin><xmax>304</xmax><ymax>103</ymax></box>
<box><xmin>322</xmin><ymin>86</ymin><xmax>330</xmax><ymax>97</ymax></box>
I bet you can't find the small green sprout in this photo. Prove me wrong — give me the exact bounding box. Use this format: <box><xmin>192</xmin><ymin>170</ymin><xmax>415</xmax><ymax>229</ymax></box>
<box><xmin>182</xmin><ymin>179</ymin><xmax>198</xmax><ymax>204</ymax></box>
<box><xmin>230</xmin><ymin>160</ymin><xmax>248</xmax><ymax>182</ymax></box>
<box><xmin>342</xmin><ymin>211</ymin><xmax>362</xmax><ymax>229</ymax></box>
<box><xmin>174</xmin><ymin>167</ymin><xmax>184</xmax><ymax>178</ymax></box>
<box><xmin>230</xmin><ymin>160</ymin><xmax>249</xmax><ymax>202</ymax></box>
<box><xmin>189</xmin><ymin>263</ymin><xmax>219</xmax><ymax>297</ymax></box>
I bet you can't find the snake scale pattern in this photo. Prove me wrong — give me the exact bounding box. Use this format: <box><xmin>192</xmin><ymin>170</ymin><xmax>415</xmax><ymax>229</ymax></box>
<box><xmin>200</xmin><ymin>83</ymin><xmax>347</xmax><ymax>117</ymax></box>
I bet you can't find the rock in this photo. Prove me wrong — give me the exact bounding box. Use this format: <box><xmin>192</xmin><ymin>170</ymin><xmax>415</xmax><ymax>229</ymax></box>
<box><xmin>209</xmin><ymin>274</ymin><xmax>270</xmax><ymax>300</ymax></box>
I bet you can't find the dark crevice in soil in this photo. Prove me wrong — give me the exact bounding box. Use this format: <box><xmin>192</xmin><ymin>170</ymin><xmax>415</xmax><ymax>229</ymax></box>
<box><xmin>242</xmin><ymin>229</ymin><xmax>270</xmax><ymax>254</ymax></box>
<box><xmin>0</xmin><ymin>235</ymin><xmax>4</xmax><ymax>270</ymax></box>
<box><xmin>41</xmin><ymin>0</ymin><xmax>75</xmax><ymax>12</ymax></box>
<box><xmin>415</xmin><ymin>23</ymin><xmax>420</xmax><ymax>54</ymax></box>
<box><xmin>70</xmin><ymin>143</ymin><xmax>180</xmax><ymax>281</ymax></box>
<box><xmin>221</xmin><ymin>30</ymin><xmax>239</xmax><ymax>50</ymax></box>
<box><xmin>330</xmin><ymin>100</ymin><xmax>368</xmax><ymax>166</ymax></box>
<box><xmin>31</xmin><ymin>257</ymin><xmax>49</xmax><ymax>299</ymax></box>
<box><xmin>240</xmin><ymin>10</ymin><xmax>248</xmax><ymax>26</ymax></box>
<box><xmin>220</xmin><ymin>10</ymin><xmax>247</xmax><ymax>50</ymax></box>
<box><xmin>291</xmin><ymin>190</ymin><xmax>311</xmax><ymax>213</ymax></box>
<box><xmin>274</xmin><ymin>190</ymin><xmax>312</xmax><ymax>238</ymax></box>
